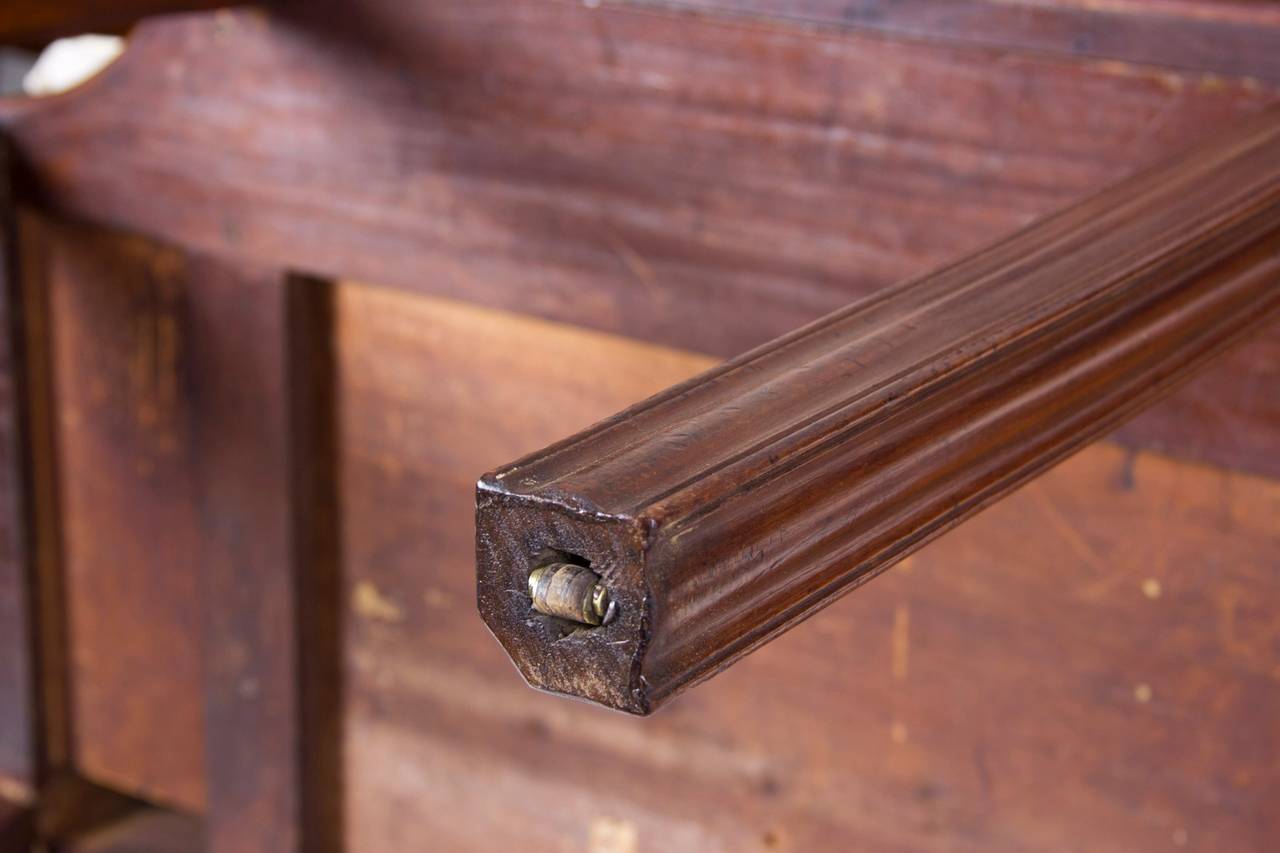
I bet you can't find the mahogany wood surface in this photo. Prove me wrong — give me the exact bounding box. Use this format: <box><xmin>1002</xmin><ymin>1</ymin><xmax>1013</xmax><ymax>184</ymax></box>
<box><xmin>21</xmin><ymin>216</ymin><xmax>341</xmax><ymax>852</ymax></box>
<box><xmin>477</xmin><ymin>111</ymin><xmax>1280</xmax><ymax>713</ymax></box>
<box><xmin>25</xmin><ymin>214</ymin><xmax>207</xmax><ymax>811</ymax></box>
<box><xmin>342</xmin><ymin>287</ymin><xmax>1280</xmax><ymax>852</ymax></box>
<box><xmin>640</xmin><ymin>0</ymin><xmax>1280</xmax><ymax>82</ymax></box>
<box><xmin>193</xmin><ymin>265</ymin><xmax>342</xmax><ymax>853</ymax></box>
<box><xmin>2</xmin><ymin>3</ymin><xmax>1279</xmax><ymax>476</ymax></box>
<box><xmin>186</xmin><ymin>258</ymin><xmax>303</xmax><ymax>853</ymax></box>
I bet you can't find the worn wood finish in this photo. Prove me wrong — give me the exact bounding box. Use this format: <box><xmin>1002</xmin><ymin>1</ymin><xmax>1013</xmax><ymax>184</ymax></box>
<box><xmin>636</xmin><ymin>0</ymin><xmax>1280</xmax><ymax>82</ymax></box>
<box><xmin>189</xmin><ymin>260</ymin><xmax>335</xmax><ymax>853</ymax></box>
<box><xmin>30</xmin><ymin>214</ymin><xmax>206</xmax><ymax>811</ymax></box>
<box><xmin>0</xmin><ymin>0</ymin><xmax>228</xmax><ymax>45</ymax></box>
<box><xmin>341</xmin><ymin>287</ymin><xmax>1280</xmax><ymax>852</ymax></box>
<box><xmin>29</xmin><ymin>215</ymin><xmax>340</xmax><ymax>848</ymax></box>
<box><xmin>287</xmin><ymin>275</ymin><xmax>345</xmax><ymax>853</ymax></box>
<box><xmin>2</xmin><ymin>3</ymin><xmax>1279</xmax><ymax>475</ymax></box>
<box><xmin>478</xmin><ymin>111</ymin><xmax>1280</xmax><ymax>714</ymax></box>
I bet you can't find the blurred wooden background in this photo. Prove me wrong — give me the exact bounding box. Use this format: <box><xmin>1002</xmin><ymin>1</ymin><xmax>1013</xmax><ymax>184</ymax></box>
<box><xmin>1</xmin><ymin>1</ymin><xmax>1278</xmax><ymax>850</ymax></box>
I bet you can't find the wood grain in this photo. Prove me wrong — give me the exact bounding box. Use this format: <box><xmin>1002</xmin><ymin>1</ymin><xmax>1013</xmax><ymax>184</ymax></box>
<box><xmin>1</xmin><ymin>2</ymin><xmax>1279</xmax><ymax>477</ymax></box>
<box><xmin>196</xmin><ymin>268</ymin><xmax>343</xmax><ymax>853</ymax></box>
<box><xmin>634</xmin><ymin>0</ymin><xmax>1280</xmax><ymax>82</ymax></box>
<box><xmin>187</xmin><ymin>257</ymin><xmax>302</xmax><ymax>853</ymax></box>
<box><xmin>29</xmin><ymin>214</ymin><xmax>339</xmax><ymax>847</ymax></box>
<box><xmin>2</xmin><ymin>0</ymin><xmax>1273</xmax><ymax>359</ymax></box>
<box><xmin>30</xmin><ymin>214</ymin><xmax>206</xmax><ymax>811</ymax></box>
<box><xmin>339</xmin><ymin>285</ymin><xmax>1280</xmax><ymax>852</ymax></box>
<box><xmin>478</xmin><ymin>110</ymin><xmax>1280</xmax><ymax>713</ymax></box>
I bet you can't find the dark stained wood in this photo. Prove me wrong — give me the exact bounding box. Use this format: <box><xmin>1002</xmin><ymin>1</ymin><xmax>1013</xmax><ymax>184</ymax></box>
<box><xmin>29</xmin><ymin>213</ymin><xmax>205</xmax><ymax>811</ymax></box>
<box><xmin>187</xmin><ymin>259</ymin><xmax>308</xmax><ymax>853</ymax></box>
<box><xmin>0</xmin><ymin>0</ymin><xmax>228</xmax><ymax>45</ymax></box>
<box><xmin>62</xmin><ymin>809</ymin><xmax>203</xmax><ymax>853</ymax></box>
<box><xmin>339</xmin><ymin>286</ymin><xmax>1280</xmax><ymax>852</ymax></box>
<box><xmin>28</xmin><ymin>213</ymin><xmax>339</xmax><ymax>847</ymax></box>
<box><xmin>638</xmin><ymin>0</ymin><xmax>1280</xmax><ymax>82</ymax></box>
<box><xmin>286</xmin><ymin>275</ymin><xmax>345</xmax><ymax>853</ymax></box>
<box><xmin>0</xmin><ymin>0</ymin><xmax>1272</xmax><ymax>355</ymax></box>
<box><xmin>36</xmin><ymin>773</ymin><xmax>148</xmax><ymax>843</ymax></box>
<box><xmin>477</xmin><ymin>110</ymin><xmax>1280</xmax><ymax>714</ymax></box>
<box><xmin>15</xmin><ymin>208</ymin><xmax>79</xmax><ymax>823</ymax></box>
<box><xmin>0</xmin><ymin>798</ymin><xmax>33</xmax><ymax>850</ymax></box>
<box><xmin>0</xmin><ymin>134</ymin><xmax>35</xmax><ymax>805</ymax></box>
<box><xmin>2</xmin><ymin>3</ymin><xmax>1279</xmax><ymax>475</ymax></box>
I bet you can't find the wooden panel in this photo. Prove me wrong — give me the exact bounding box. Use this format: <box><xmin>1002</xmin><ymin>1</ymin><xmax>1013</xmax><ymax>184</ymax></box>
<box><xmin>0</xmin><ymin>135</ymin><xmax>34</xmax><ymax>802</ymax></box>
<box><xmin>186</xmin><ymin>259</ymin><xmax>303</xmax><ymax>853</ymax></box>
<box><xmin>2</xmin><ymin>2</ymin><xmax>1279</xmax><ymax>475</ymax></box>
<box><xmin>638</xmin><ymin>0</ymin><xmax>1280</xmax><ymax>81</ymax></box>
<box><xmin>4</xmin><ymin>2</ymin><xmax>1276</xmax><ymax>354</ymax></box>
<box><xmin>34</xmin><ymin>214</ymin><xmax>205</xmax><ymax>812</ymax></box>
<box><xmin>35</xmin><ymin>215</ymin><xmax>336</xmax><ymax>847</ymax></box>
<box><xmin>338</xmin><ymin>283</ymin><xmax>1280</xmax><ymax>852</ymax></box>
<box><xmin>36</xmin><ymin>212</ymin><xmax>341</xmax><ymax>845</ymax></box>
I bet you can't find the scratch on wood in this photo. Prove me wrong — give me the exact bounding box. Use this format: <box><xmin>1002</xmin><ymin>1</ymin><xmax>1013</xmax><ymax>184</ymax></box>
<box><xmin>1028</xmin><ymin>481</ymin><xmax>1104</xmax><ymax>575</ymax></box>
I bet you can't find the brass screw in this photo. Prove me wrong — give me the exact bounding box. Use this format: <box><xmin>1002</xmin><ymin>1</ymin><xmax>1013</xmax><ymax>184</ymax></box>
<box><xmin>528</xmin><ymin>563</ymin><xmax>615</xmax><ymax>626</ymax></box>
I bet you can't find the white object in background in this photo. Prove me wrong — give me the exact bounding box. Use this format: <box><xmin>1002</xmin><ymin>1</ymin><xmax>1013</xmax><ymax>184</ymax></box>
<box><xmin>23</xmin><ymin>34</ymin><xmax>126</xmax><ymax>97</ymax></box>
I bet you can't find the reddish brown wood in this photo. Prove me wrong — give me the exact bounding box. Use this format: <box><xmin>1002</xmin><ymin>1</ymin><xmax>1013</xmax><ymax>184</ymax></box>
<box><xmin>643</xmin><ymin>0</ymin><xmax>1280</xmax><ymax>82</ymax></box>
<box><xmin>286</xmin><ymin>275</ymin><xmax>345</xmax><ymax>853</ymax></box>
<box><xmin>23</xmin><ymin>214</ymin><xmax>339</xmax><ymax>847</ymax></box>
<box><xmin>0</xmin><ymin>0</ymin><xmax>228</xmax><ymax>45</ymax></box>
<box><xmin>477</xmin><ymin>110</ymin><xmax>1280</xmax><ymax>714</ymax></box>
<box><xmin>29</xmin><ymin>214</ymin><xmax>206</xmax><ymax>810</ymax></box>
<box><xmin>0</xmin><ymin>1</ymin><xmax>1278</xmax><ymax>846</ymax></box>
<box><xmin>187</xmin><ymin>259</ymin><xmax>312</xmax><ymax>853</ymax></box>
<box><xmin>343</xmin><ymin>288</ymin><xmax>1280</xmax><ymax>852</ymax></box>
<box><xmin>3</xmin><ymin>3</ymin><xmax>1278</xmax><ymax>475</ymax></box>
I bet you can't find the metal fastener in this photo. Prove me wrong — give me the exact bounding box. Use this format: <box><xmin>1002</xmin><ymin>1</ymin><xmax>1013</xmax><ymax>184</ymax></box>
<box><xmin>528</xmin><ymin>563</ymin><xmax>615</xmax><ymax>626</ymax></box>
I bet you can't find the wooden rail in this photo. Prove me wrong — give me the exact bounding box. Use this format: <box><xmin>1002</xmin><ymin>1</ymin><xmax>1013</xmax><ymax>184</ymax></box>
<box><xmin>477</xmin><ymin>110</ymin><xmax>1280</xmax><ymax>714</ymax></box>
